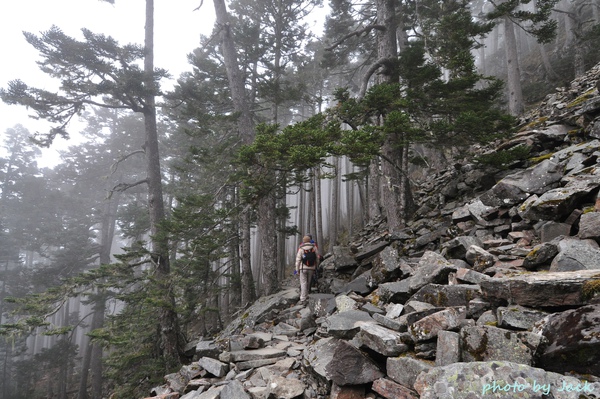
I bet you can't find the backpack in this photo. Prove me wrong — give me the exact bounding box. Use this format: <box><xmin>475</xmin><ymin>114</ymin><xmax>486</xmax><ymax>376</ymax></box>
<box><xmin>301</xmin><ymin>246</ymin><xmax>317</xmax><ymax>266</ymax></box>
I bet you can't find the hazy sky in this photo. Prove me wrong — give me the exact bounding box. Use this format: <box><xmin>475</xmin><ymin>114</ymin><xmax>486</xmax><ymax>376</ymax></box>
<box><xmin>0</xmin><ymin>0</ymin><xmax>214</xmax><ymax>165</ymax></box>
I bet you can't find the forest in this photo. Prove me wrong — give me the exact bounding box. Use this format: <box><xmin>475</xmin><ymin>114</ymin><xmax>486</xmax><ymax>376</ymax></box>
<box><xmin>1</xmin><ymin>0</ymin><xmax>600</xmax><ymax>398</ymax></box>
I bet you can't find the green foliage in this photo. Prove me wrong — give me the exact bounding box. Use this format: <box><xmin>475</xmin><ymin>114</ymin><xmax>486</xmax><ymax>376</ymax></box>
<box><xmin>236</xmin><ymin>115</ymin><xmax>341</xmax><ymax>202</ymax></box>
<box><xmin>485</xmin><ymin>0</ymin><xmax>559</xmax><ymax>44</ymax></box>
<box><xmin>474</xmin><ymin>144</ymin><xmax>531</xmax><ymax>169</ymax></box>
<box><xmin>0</xmin><ymin>26</ymin><xmax>168</xmax><ymax>146</ymax></box>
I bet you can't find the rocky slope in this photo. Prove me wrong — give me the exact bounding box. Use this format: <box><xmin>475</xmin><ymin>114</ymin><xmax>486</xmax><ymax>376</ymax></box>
<box><xmin>144</xmin><ymin>63</ymin><xmax>600</xmax><ymax>399</ymax></box>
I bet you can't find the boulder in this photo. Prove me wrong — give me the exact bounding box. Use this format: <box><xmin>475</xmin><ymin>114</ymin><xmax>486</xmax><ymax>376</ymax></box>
<box><xmin>414</xmin><ymin>361</ymin><xmax>600</xmax><ymax>399</ymax></box>
<box><xmin>535</xmin><ymin>303</ymin><xmax>600</xmax><ymax>376</ymax></box>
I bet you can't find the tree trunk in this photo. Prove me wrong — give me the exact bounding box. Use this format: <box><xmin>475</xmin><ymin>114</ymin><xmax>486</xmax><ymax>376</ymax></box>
<box><xmin>367</xmin><ymin>160</ymin><xmax>381</xmax><ymax>221</ymax></box>
<box><xmin>330</xmin><ymin>157</ymin><xmax>340</xmax><ymax>247</ymax></box>
<box><xmin>144</xmin><ymin>0</ymin><xmax>181</xmax><ymax>367</ymax></box>
<box><xmin>376</xmin><ymin>0</ymin><xmax>406</xmax><ymax>231</ymax></box>
<box><xmin>315</xmin><ymin>168</ymin><xmax>324</xmax><ymax>253</ymax></box>
<box><xmin>504</xmin><ymin>16</ymin><xmax>524</xmax><ymax>116</ymax></box>
<box><xmin>259</xmin><ymin>192</ymin><xmax>278</xmax><ymax>296</ymax></box>
<box><xmin>212</xmin><ymin>0</ymin><xmax>257</xmax><ymax>305</ymax></box>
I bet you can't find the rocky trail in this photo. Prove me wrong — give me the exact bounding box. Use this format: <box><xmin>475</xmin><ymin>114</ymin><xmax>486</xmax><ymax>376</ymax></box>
<box><xmin>145</xmin><ymin>63</ymin><xmax>600</xmax><ymax>399</ymax></box>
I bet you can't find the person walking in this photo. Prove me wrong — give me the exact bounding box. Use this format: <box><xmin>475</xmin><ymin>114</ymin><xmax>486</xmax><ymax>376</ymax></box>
<box><xmin>295</xmin><ymin>235</ymin><xmax>319</xmax><ymax>306</ymax></box>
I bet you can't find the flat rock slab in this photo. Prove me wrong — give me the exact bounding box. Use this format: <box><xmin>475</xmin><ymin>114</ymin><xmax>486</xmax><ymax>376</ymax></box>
<box><xmin>414</xmin><ymin>361</ymin><xmax>600</xmax><ymax>399</ymax></box>
<box><xmin>228</xmin><ymin>347</ymin><xmax>287</xmax><ymax>362</ymax></box>
<box><xmin>480</xmin><ymin>269</ymin><xmax>600</xmax><ymax>307</ymax></box>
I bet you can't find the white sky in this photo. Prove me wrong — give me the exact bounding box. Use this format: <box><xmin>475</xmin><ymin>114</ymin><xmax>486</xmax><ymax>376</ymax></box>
<box><xmin>0</xmin><ymin>0</ymin><xmax>215</xmax><ymax>166</ymax></box>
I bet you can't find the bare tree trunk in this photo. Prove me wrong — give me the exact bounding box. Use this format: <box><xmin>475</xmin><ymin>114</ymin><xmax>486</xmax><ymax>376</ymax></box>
<box><xmin>315</xmin><ymin>168</ymin><xmax>324</xmax><ymax>253</ymax></box>
<box><xmin>367</xmin><ymin>161</ymin><xmax>381</xmax><ymax>221</ymax></box>
<box><xmin>259</xmin><ymin>191</ymin><xmax>279</xmax><ymax>296</ymax></box>
<box><xmin>330</xmin><ymin>157</ymin><xmax>340</xmax><ymax>246</ymax></box>
<box><xmin>504</xmin><ymin>16</ymin><xmax>524</xmax><ymax>115</ymax></box>
<box><xmin>212</xmin><ymin>0</ymin><xmax>256</xmax><ymax>305</ymax></box>
<box><xmin>141</xmin><ymin>0</ymin><xmax>182</xmax><ymax>367</ymax></box>
<box><xmin>376</xmin><ymin>0</ymin><xmax>406</xmax><ymax>231</ymax></box>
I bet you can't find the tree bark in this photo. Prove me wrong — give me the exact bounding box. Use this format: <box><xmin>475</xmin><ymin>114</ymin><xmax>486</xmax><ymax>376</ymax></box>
<box><xmin>258</xmin><ymin>192</ymin><xmax>278</xmax><ymax>295</ymax></box>
<box><xmin>144</xmin><ymin>0</ymin><xmax>181</xmax><ymax>366</ymax></box>
<box><xmin>212</xmin><ymin>0</ymin><xmax>257</xmax><ymax>305</ymax></box>
<box><xmin>504</xmin><ymin>16</ymin><xmax>524</xmax><ymax>115</ymax></box>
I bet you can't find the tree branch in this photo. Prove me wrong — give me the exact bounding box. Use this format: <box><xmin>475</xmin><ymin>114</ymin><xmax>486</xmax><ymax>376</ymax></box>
<box><xmin>109</xmin><ymin>179</ymin><xmax>148</xmax><ymax>198</ymax></box>
<box><xmin>110</xmin><ymin>149</ymin><xmax>146</xmax><ymax>175</ymax></box>
<box><xmin>358</xmin><ymin>57</ymin><xmax>396</xmax><ymax>99</ymax></box>
<box><xmin>325</xmin><ymin>24</ymin><xmax>386</xmax><ymax>51</ymax></box>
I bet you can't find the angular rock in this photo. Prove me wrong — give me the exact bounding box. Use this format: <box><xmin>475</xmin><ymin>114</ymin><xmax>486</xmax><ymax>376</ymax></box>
<box><xmin>408</xmin><ymin>284</ymin><xmax>482</xmax><ymax>307</ymax></box>
<box><xmin>496</xmin><ymin>305</ymin><xmax>548</xmax><ymax>331</ymax></box>
<box><xmin>266</xmin><ymin>376</ymin><xmax>304</xmax><ymax>399</ymax></box>
<box><xmin>325</xmin><ymin>310</ymin><xmax>374</xmax><ymax>339</ymax></box>
<box><xmin>414</xmin><ymin>361</ymin><xmax>600</xmax><ymax>399</ymax></box>
<box><xmin>455</xmin><ymin>268</ymin><xmax>490</xmax><ymax>284</ymax></box>
<box><xmin>465</xmin><ymin>245</ymin><xmax>496</xmax><ymax>272</ymax></box>
<box><xmin>480</xmin><ymin>159</ymin><xmax>564</xmax><ymax>207</ymax></box>
<box><xmin>195</xmin><ymin>341</ymin><xmax>220</xmax><ymax>359</ymax></box>
<box><xmin>354</xmin><ymin>241</ymin><xmax>390</xmax><ymax>261</ymax></box>
<box><xmin>480</xmin><ymin>269</ymin><xmax>600</xmax><ymax>307</ymax></box>
<box><xmin>441</xmin><ymin>236</ymin><xmax>483</xmax><ymax>260</ymax></box>
<box><xmin>540</xmin><ymin>221</ymin><xmax>572</xmax><ymax>242</ymax></box>
<box><xmin>357</xmin><ymin>322</ymin><xmax>410</xmax><ymax>356</ymax></box>
<box><xmin>220</xmin><ymin>380</ymin><xmax>250</xmax><ymax>399</ymax></box>
<box><xmin>386</xmin><ymin>355</ymin><xmax>431</xmax><ymax>388</ymax></box>
<box><xmin>579</xmin><ymin>211</ymin><xmax>600</xmax><ymax>240</ymax></box>
<box><xmin>460</xmin><ymin>325</ymin><xmax>544</xmax><ymax>365</ymax></box>
<box><xmin>379</xmin><ymin>252</ymin><xmax>457</xmax><ymax>303</ymax></box>
<box><xmin>330</xmin><ymin>383</ymin><xmax>365</xmax><ymax>399</ymax></box>
<box><xmin>522</xmin><ymin>176</ymin><xmax>600</xmax><ymax>221</ymax></box>
<box><xmin>550</xmin><ymin>237</ymin><xmax>600</xmax><ymax>271</ymax></box>
<box><xmin>522</xmin><ymin>241</ymin><xmax>559</xmax><ymax>269</ymax></box>
<box><xmin>228</xmin><ymin>347</ymin><xmax>286</xmax><ymax>363</ymax></box>
<box><xmin>305</xmin><ymin>337</ymin><xmax>384</xmax><ymax>386</ymax></box>
<box><xmin>333</xmin><ymin>246</ymin><xmax>358</xmax><ymax>271</ymax></box>
<box><xmin>368</xmin><ymin>247</ymin><xmax>412</xmax><ymax>287</ymax></box>
<box><xmin>409</xmin><ymin>307</ymin><xmax>466</xmax><ymax>342</ymax></box>
<box><xmin>372</xmin><ymin>378</ymin><xmax>419</xmax><ymax>399</ymax></box>
<box><xmin>198</xmin><ymin>357</ymin><xmax>228</xmax><ymax>378</ymax></box>
<box><xmin>435</xmin><ymin>330</ymin><xmax>460</xmax><ymax>366</ymax></box>
<box><xmin>221</xmin><ymin>288</ymin><xmax>298</xmax><ymax>336</ymax></box>
<box><xmin>535</xmin><ymin>303</ymin><xmax>600</xmax><ymax>376</ymax></box>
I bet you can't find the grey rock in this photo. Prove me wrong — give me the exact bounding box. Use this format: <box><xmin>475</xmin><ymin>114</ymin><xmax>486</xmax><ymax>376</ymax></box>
<box><xmin>536</xmin><ymin>303</ymin><xmax>600</xmax><ymax>376</ymax></box>
<box><xmin>522</xmin><ymin>241</ymin><xmax>559</xmax><ymax>269</ymax></box>
<box><xmin>480</xmin><ymin>269</ymin><xmax>600</xmax><ymax>307</ymax></box>
<box><xmin>465</xmin><ymin>245</ymin><xmax>496</xmax><ymax>272</ymax></box>
<box><xmin>522</xmin><ymin>176</ymin><xmax>600</xmax><ymax>221</ymax></box>
<box><xmin>579</xmin><ymin>212</ymin><xmax>600</xmax><ymax>240</ymax></box>
<box><xmin>550</xmin><ymin>237</ymin><xmax>600</xmax><ymax>271</ymax></box>
<box><xmin>410</xmin><ymin>307</ymin><xmax>466</xmax><ymax>342</ymax></box>
<box><xmin>414</xmin><ymin>361</ymin><xmax>600</xmax><ymax>399</ymax></box>
<box><xmin>195</xmin><ymin>340</ymin><xmax>221</xmax><ymax>359</ymax></box>
<box><xmin>357</xmin><ymin>322</ymin><xmax>410</xmax><ymax>356</ymax></box>
<box><xmin>229</xmin><ymin>348</ymin><xmax>287</xmax><ymax>363</ymax></box>
<box><xmin>265</xmin><ymin>376</ymin><xmax>304</xmax><ymax>399</ymax></box>
<box><xmin>305</xmin><ymin>337</ymin><xmax>384</xmax><ymax>386</ymax></box>
<box><xmin>332</xmin><ymin>246</ymin><xmax>358</xmax><ymax>271</ymax></box>
<box><xmin>435</xmin><ymin>330</ymin><xmax>460</xmax><ymax>367</ymax></box>
<box><xmin>368</xmin><ymin>246</ymin><xmax>412</xmax><ymax>287</ymax></box>
<box><xmin>496</xmin><ymin>305</ymin><xmax>549</xmax><ymax>331</ymax></box>
<box><xmin>480</xmin><ymin>159</ymin><xmax>564</xmax><ymax>207</ymax></box>
<box><xmin>540</xmin><ymin>221</ymin><xmax>572</xmax><ymax>242</ymax></box>
<box><xmin>198</xmin><ymin>357</ymin><xmax>228</xmax><ymax>378</ymax></box>
<box><xmin>441</xmin><ymin>236</ymin><xmax>483</xmax><ymax>260</ymax></box>
<box><xmin>460</xmin><ymin>325</ymin><xmax>544</xmax><ymax>365</ymax></box>
<box><xmin>325</xmin><ymin>309</ymin><xmax>374</xmax><ymax>339</ymax></box>
<box><xmin>387</xmin><ymin>354</ymin><xmax>431</xmax><ymax>388</ymax></box>
<box><xmin>408</xmin><ymin>284</ymin><xmax>482</xmax><ymax>308</ymax></box>
<box><xmin>220</xmin><ymin>380</ymin><xmax>250</xmax><ymax>399</ymax></box>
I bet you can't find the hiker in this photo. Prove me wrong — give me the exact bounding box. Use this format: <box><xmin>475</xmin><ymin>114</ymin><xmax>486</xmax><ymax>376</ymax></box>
<box><xmin>295</xmin><ymin>235</ymin><xmax>319</xmax><ymax>305</ymax></box>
